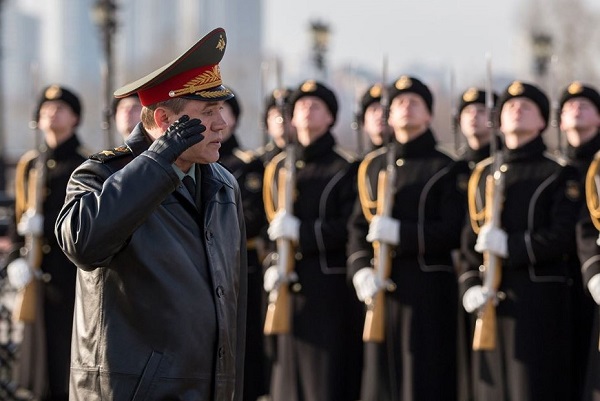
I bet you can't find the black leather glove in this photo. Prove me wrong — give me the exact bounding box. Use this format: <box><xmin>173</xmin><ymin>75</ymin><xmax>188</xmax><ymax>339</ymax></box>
<box><xmin>148</xmin><ymin>115</ymin><xmax>206</xmax><ymax>163</ymax></box>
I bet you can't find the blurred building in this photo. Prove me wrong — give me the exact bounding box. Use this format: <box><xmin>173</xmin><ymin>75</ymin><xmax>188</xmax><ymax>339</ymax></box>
<box><xmin>1</xmin><ymin>0</ymin><xmax>263</xmax><ymax>192</ymax></box>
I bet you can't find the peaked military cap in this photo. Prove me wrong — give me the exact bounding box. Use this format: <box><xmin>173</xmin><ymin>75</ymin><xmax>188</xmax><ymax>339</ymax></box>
<box><xmin>290</xmin><ymin>80</ymin><xmax>338</xmax><ymax>123</ymax></box>
<box><xmin>458</xmin><ymin>87</ymin><xmax>498</xmax><ymax>114</ymax></box>
<box><xmin>359</xmin><ymin>83</ymin><xmax>383</xmax><ymax>122</ymax></box>
<box><xmin>388</xmin><ymin>75</ymin><xmax>433</xmax><ymax>113</ymax></box>
<box><xmin>114</xmin><ymin>27</ymin><xmax>233</xmax><ymax>106</ymax></box>
<box><xmin>498</xmin><ymin>81</ymin><xmax>549</xmax><ymax>129</ymax></box>
<box><xmin>35</xmin><ymin>84</ymin><xmax>82</xmax><ymax>123</ymax></box>
<box><xmin>559</xmin><ymin>81</ymin><xmax>600</xmax><ymax>113</ymax></box>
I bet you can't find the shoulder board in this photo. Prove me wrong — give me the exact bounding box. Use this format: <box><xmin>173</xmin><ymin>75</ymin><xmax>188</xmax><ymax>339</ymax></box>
<box><xmin>232</xmin><ymin>148</ymin><xmax>257</xmax><ymax>164</ymax></box>
<box><xmin>89</xmin><ymin>145</ymin><xmax>132</xmax><ymax>163</ymax></box>
<box><xmin>333</xmin><ymin>145</ymin><xmax>358</xmax><ymax>163</ymax></box>
<box><xmin>543</xmin><ymin>151</ymin><xmax>567</xmax><ymax>167</ymax></box>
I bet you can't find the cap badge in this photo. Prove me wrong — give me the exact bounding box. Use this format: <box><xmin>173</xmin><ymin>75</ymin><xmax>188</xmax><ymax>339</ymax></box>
<box><xmin>300</xmin><ymin>80</ymin><xmax>317</xmax><ymax>93</ymax></box>
<box><xmin>508</xmin><ymin>81</ymin><xmax>524</xmax><ymax>96</ymax></box>
<box><xmin>45</xmin><ymin>85</ymin><xmax>62</xmax><ymax>100</ymax></box>
<box><xmin>463</xmin><ymin>87</ymin><xmax>479</xmax><ymax>102</ymax></box>
<box><xmin>369</xmin><ymin>84</ymin><xmax>382</xmax><ymax>98</ymax></box>
<box><xmin>567</xmin><ymin>81</ymin><xmax>584</xmax><ymax>95</ymax></box>
<box><xmin>168</xmin><ymin>65</ymin><xmax>223</xmax><ymax>98</ymax></box>
<box><xmin>395</xmin><ymin>76</ymin><xmax>412</xmax><ymax>90</ymax></box>
<box><xmin>216</xmin><ymin>34</ymin><xmax>226</xmax><ymax>52</ymax></box>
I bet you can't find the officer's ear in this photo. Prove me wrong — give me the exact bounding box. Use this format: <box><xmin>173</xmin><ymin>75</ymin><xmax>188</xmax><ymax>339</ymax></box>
<box><xmin>153</xmin><ymin>107</ymin><xmax>171</xmax><ymax>132</ymax></box>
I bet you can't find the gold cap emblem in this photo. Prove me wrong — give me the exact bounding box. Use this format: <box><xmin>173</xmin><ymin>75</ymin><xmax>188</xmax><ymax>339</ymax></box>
<box><xmin>395</xmin><ymin>76</ymin><xmax>412</xmax><ymax>90</ymax></box>
<box><xmin>567</xmin><ymin>81</ymin><xmax>584</xmax><ymax>95</ymax></box>
<box><xmin>463</xmin><ymin>87</ymin><xmax>479</xmax><ymax>102</ymax></box>
<box><xmin>216</xmin><ymin>34</ymin><xmax>226</xmax><ymax>51</ymax></box>
<box><xmin>300</xmin><ymin>80</ymin><xmax>317</xmax><ymax>93</ymax></box>
<box><xmin>508</xmin><ymin>81</ymin><xmax>524</xmax><ymax>96</ymax></box>
<box><xmin>45</xmin><ymin>85</ymin><xmax>62</xmax><ymax>100</ymax></box>
<box><xmin>369</xmin><ymin>84</ymin><xmax>382</xmax><ymax>98</ymax></box>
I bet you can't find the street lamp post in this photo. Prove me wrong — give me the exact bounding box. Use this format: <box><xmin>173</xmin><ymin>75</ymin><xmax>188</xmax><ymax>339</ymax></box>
<box><xmin>309</xmin><ymin>20</ymin><xmax>330</xmax><ymax>81</ymax></box>
<box><xmin>91</xmin><ymin>0</ymin><xmax>118</xmax><ymax>149</ymax></box>
<box><xmin>531</xmin><ymin>32</ymin><xmax>553</xmax><ymax>78</ymax></box>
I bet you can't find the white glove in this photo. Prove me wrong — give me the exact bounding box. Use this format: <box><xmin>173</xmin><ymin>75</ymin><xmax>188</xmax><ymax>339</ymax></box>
<box><xmin>596</xmin><ymin>233</ymin><xmax>600</xmax><ymax>247</ymax></box>
<box><xmin>474</xmin><ymin>224</ymin><xmax>508</xmax><ymax>258</ymax></box>
<box><xmin>462</xmin><ymin>285</ymin><xmax>487</xmax><ymax>313</ymax></box>
<box><xmin>588</xmin><ymin>274</ymin><xmax>600</xmax><ymax>305</ymax></box>
<box><xmin>366</xmin><ymin>215</ymin><xmax>400</xmax><ymax>245</ymax></box>
<box><xmin>268</xmin><ymin>211</ymin><xmax>300</xmax><ymax>242</ymax></box>
<box><xmin>352</xmin><ymin>267</ymin><xmax>394</xmax><ymax>303</ymax></box>
<box><xmin>6</xmin><ymin>258</ymin><xmax>33</xmax><ymax>290</ymax></box>
<box><xmin>263</xmin><ymin>265</ymin><xmax>298</xmax><ymax>293</ymax></box>
<box><xmin>17</xmin><ymin>210</ymin><xmax>44</xmax><ymax>237</ymax></box>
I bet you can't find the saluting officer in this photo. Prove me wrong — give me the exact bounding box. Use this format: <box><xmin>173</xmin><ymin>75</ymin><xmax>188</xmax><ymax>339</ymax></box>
<box><xmin>460</xmin><ymin>81</ymin><xmax>582</xmax><ymax>400</ymax></box>
<box><xmin>561</xmin><ymin>81</ymin><xmax>600</xmax><ymax>401</ymax></box>
<box><xmin>263</xmin><ymin>80</ymin><xmax>362</xmax><ymax>401</ymax></box>
<box><xmin>218</xmin><ymin>92</ymin><xmax>270</xmax><ymax>401</ymax></box>
<box><xmin>6</xmin><ymin>85</ymin><xmax>89</xmax><ymax>401</ymax></box>
<box><xmin>348</xmin><ymin>75</ymin><xmax>466</xmax><ymax>401</ymax></box>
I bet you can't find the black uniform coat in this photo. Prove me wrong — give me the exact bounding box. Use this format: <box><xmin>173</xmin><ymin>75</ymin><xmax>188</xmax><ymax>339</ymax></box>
<box><xmin>347</xmin><ymin>129</ymin><xmax>466</xmax><ymax>401</ymax></box>
<box><xmin>54</xmin><ymin>125</ymin><xmax>247</xmax><ymax>401</ymax></box>
<box><xmin>219</xmin><ymin>133</ymin><xmax>269</xmax><ymax>400</ymax></box>
<box><xmin>9</xmin><ymin>134</ymin><xmax>88</xmax><ymax>401</ymax></box>
<box><xmin>460</xmin><ymin>135</ymin><xmax>582</xmax><ymax>401</ymax></box>
<box><xmin>569</xmin><ymin>132</ymin><xmax>600</xmax><ymax>401</ymax></box>
<box><xmin>267</xmin><ymin>131</ymin><xmax>363</xmax><ymax>401</ymax></box>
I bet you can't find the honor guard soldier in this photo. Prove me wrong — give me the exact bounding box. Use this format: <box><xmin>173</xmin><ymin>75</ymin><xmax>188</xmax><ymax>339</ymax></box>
<box><xmin>112</xmin><ymin>93</ymin><xmax>142</xmax><ymax>139</ymax></box>
<box><xmin>348</xmin><ymin>75</ymin><xmax>466</xmax><ymax>401</ymax></box>
<box><xmin>561</xmin><ymin>82</ymin><xmax>600</xmax><ymax>400</ymax></box>
<box><xmin>219</xmin><ymin>92</ymin><xmax>270</xmax><ymax>401</ymax></box>
<box><xmin>5</xmin><ymin>84</ymin><xmax>89</xmax><ymax>401</ymax></box>
<box><xmin>257</xmin><ymin>88</ymin><xmax>295</xmax><ymax>165</ymax></box>
<box><xmin>457</xmin><ymin>87</ymin><xmax>499</xmax><ymax>168</ymax></box>
<box><xmin>263</xmin><ymin>80</ymin><xmax>363</xmax><ymax>401</ymax></box>
<box><xmin>461</xmin><ymin>81</ymin><xmax>582</xmax><ymax>400</ymax></box>
<box><xmin>357</xmin><ymin>83</ymin><xmax>386</xmax><ymax>154</ymax></box>
<box><xmin>55</xmin><ymin>28</ymin><xmax>247</xmax><ymax>400</ymax></box>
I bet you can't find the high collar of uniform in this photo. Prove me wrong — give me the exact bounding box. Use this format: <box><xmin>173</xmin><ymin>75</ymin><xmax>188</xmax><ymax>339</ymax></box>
<box><xmin>298</xmin><ymin>131</ymin><xmax>335</xmax><ymax>161</ymax></box>
<box><xmin>502</xmin><ymin>135</ymin><xmax>546</xmax><ymax>163</ymax></box>
<box><xmin>566</xmin><ymin>130</ymin><xmax>600</xmax><ymax>162</ymax></box>
<box><xmin>394</xmin><ymin>129</ymin><xmax>436</xmax><ymax>158</ymax></box>
<box><xmin>48</xmin><ymin>134</ymin><xmax>81</xmax><ymax>160</ymax></box>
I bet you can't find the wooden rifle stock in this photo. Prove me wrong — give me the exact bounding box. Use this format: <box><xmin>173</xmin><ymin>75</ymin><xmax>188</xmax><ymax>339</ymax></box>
<box><xmin>264</xmin><ymin>161</ymin><xmax>296</xmax><ymax>334</ymax></box>
<box><xmin>363</xmin><ymin>166</ymin><xmax>395</xmax><ymax>343</ymax></box>
<box><xmin>472</xmin><ymin>174</ymin><xmax>503</xmax><ymax>350</ymax></box>
<box><xmin>13</xmin><ymin>155</ymin><xmax>46</xmax><ymax>323</ymax></box>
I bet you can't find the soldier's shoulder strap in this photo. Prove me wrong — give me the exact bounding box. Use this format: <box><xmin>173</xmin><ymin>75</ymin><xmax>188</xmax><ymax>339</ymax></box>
<box><xmin>89</xmin><ymin>145</ymin><xmax>133</xmax><ymax>163</ymax></box>
<box><xmin>233</xmin><ymin>148</ymin><xmax>258</xmax><ymax>165</ymax></box>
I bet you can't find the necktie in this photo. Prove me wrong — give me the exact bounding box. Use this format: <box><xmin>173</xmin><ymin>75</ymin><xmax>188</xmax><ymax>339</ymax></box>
<box><xmin>182</xmin><ymin>175</ymin><xmax>196</xmax><ymax>199</ymax></box>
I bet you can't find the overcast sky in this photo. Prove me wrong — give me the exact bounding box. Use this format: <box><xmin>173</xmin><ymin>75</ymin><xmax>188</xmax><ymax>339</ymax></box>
<box><xmin>263</xmin><ymin>0</ymin><xmax>600</xmax><ymax>89</ymax></box>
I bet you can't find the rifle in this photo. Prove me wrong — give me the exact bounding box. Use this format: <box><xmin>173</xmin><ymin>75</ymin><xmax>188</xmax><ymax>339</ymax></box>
<box><xmin>472</xmin><ymin>54</ymin><xmax>504</xmax><ymax>350</ymax></box>
<box><xmin>585</xmin><ymin>151</ymin><xmax>600</xmax><ymax>350</ymax></box>
<box><xmin>11</xmin><ymin>63</ymin><xmax>47</xmax><ymax>323</ymax></box>
<box><xmin>263</xmin><ymin>59</ymin><xmax>296</xmax><ymax>335</ymax></box>
<box><xmin>549</xmin><ymin>55</ymin><xmax>562</xmax><ymax>157</ymax></box>
<box><xmin>362</xmin><ymin>55</ymin><xmax>394</xmax><ymax>343</ymax></box>
<box><xmin>450</xmin><ymin>68</ymin><xmax>460</xmax><ymax>156</ymax></box>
